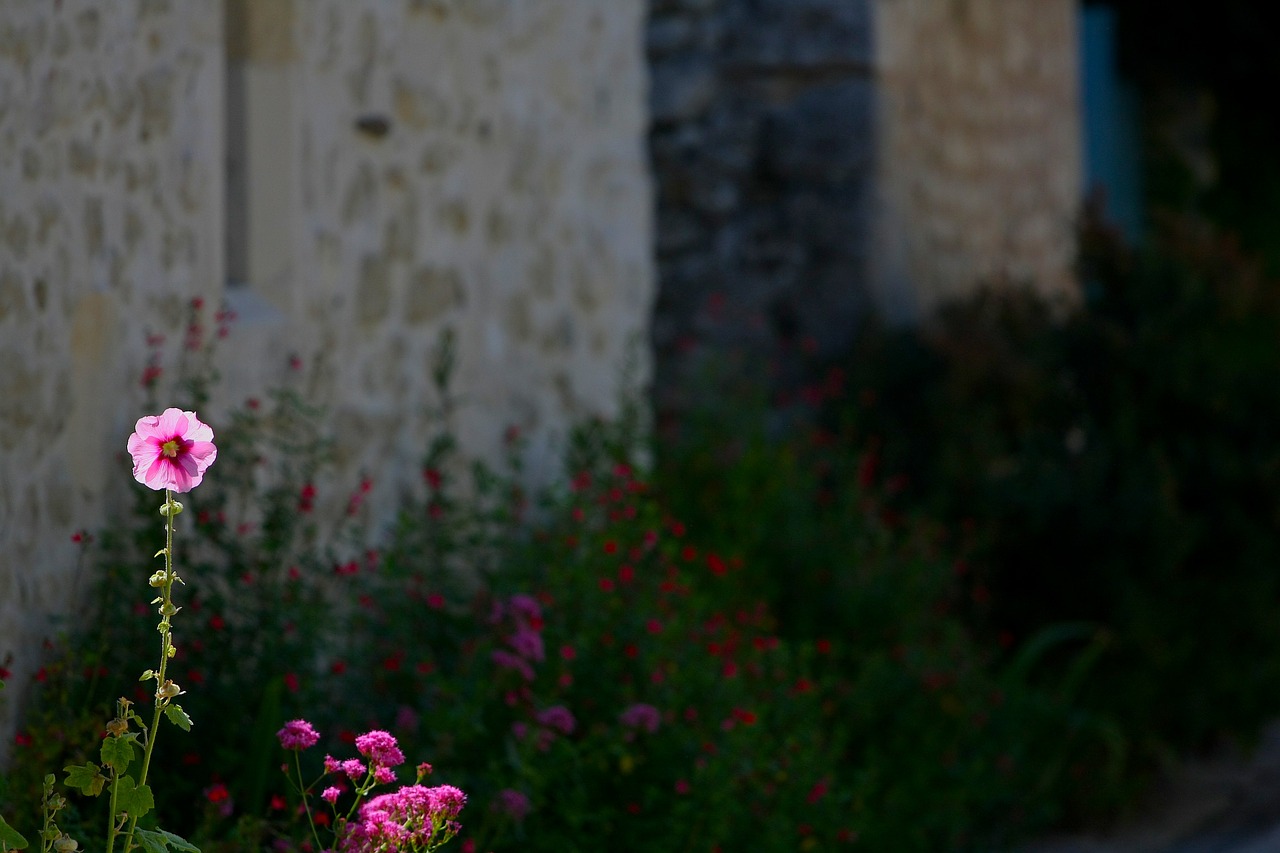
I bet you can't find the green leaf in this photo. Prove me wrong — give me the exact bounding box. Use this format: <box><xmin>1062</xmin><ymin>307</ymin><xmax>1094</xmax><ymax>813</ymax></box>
<box><xmin>63</xmin><ymin>763</ymin><xmax>107</xmax><ymax>797</ymax></box>
<box><xmin>114</xmin><ymin>777</ymin><xmax>154</xmax><ymax>821</ymax></box>
<box><xmin>0</xmin><ymin>814</ymin><xmax>30</xmax><ymax>849</ymax></box>
<box><xmin>134</xmin><ymin>828</ymin><xmax>200</xmax><ymax>853</ymax></box>
<box><xmin>164</xmin><ymin>704</ymin><xmax>192</xmax><ymax>732</ymax></box>
<box><xmin>100</xmin><ymin>735</ymin><xmax>138</xmax><ymax>771</ymax></box>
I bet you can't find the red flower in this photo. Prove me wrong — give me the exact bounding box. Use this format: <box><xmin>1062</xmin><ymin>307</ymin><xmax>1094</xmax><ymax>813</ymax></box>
<box><xmin>270</xmin><ymin>794</ymin><xmax>286</xmax><ymax>811</ymax></box>
<box><xmin>14</xmin><ymin>732</ymin><xmax>33</xmax><ymax>747</ymax></box>
<box><xmin>283</xmin><ymin>672</ymin><xmax>299</xmax><ymax>693</ymax></box>
<box><xmin>205</xmin><ymin>782</ymin><xmax>230</xmax><ymax>804</ymax></box>
<box><xmin>706</xmin><ymin>553</ymin><xmax>727</xmax><ymax>576</ymax></box>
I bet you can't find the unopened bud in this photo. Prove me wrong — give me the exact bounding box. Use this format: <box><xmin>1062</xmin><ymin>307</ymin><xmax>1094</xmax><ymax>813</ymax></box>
<box><xmin>159</xmin><ymin>500</ymin><xmax>183</xmax><ymax>517</ymax></box>
<box><xmin>157</xmin><ymin>680</ymin><xmax>181</xmax><ymax>700</ymax></box>
<box><xmin>105</xmin><ymin>718</ymin><xmax>129</xmax><ymax>737</ymax></box>
<box><xmin>53</xmin><ymin>835</ymin><xmax>79</xmax><ymax>853</ymax></box>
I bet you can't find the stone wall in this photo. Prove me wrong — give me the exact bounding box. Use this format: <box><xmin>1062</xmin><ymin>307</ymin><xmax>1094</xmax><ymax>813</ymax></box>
<box><xmin>0</xmin><ymin>0</ymin><xmax>653</xmax><ymax>755</ymax></box>
<box><xmin>647</xmin><ymin>0</ymin><xmax>876</xmax><ymax>407</ymax></box>
<box><xmin>647</xmin><ymin>0</ymin><xmax>1082</xmax><ymax>406</ymax></box>
<box><xmin>872</xmin><ymin>0</ymin><xmax>1082</xmax><ymax>314</ymax></box>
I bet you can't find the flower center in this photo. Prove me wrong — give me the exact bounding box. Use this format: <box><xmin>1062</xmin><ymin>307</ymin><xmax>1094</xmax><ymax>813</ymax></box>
<box><xmin>161</xmin><ymin>439</ymin><xmax>181</xmax><ymax>458</ymax></box>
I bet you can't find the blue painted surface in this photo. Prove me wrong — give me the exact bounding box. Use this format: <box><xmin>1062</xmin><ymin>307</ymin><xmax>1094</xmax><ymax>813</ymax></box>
<box><xmin>1080</xmin><ymin>5</ymin><xmax>1144</xmax><ymax>241</ymax></box>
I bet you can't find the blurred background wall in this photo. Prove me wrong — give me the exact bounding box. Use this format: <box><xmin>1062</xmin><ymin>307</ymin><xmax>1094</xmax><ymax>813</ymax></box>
<box><xmin>0</xmin><ymin>0</ymin><xmax>654</xmax><ymax>749</ymax></box>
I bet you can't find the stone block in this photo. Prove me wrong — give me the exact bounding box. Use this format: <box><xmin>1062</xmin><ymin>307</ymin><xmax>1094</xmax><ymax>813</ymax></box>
<box><xmin>722</xmin><ymin>0</ymin><xmax>872</xmax><ymax>68</ymax></box>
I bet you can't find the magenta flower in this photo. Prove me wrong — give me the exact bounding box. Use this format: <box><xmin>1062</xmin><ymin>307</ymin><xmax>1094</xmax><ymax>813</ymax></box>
<box><xmin>355</xmin><ymin>730</ymin><xmax>406</xmax><ymax>768</ymax></box>
<box><xmin>494</xmin><ymin>788</ymin><xmax>532</xmax><ymax>822</ymax></box>
<box><xmin>340</xmin><ymin>759</ymin><xmax>367</xmax><ymax>781</ymax></box>
<box><xmin>535</xmin><ymin>705</ymin><xmax>576</xmax><ymax>736</ymax></box>
<box><xmin>341</xmin><ymin>784</ymin><xmax>466</xmax><ymax>852</ymax></box>
<box><xmin>127</xmin><ymin>408</ymin><xmax>217</xmax><ymax>493</ymax></box>
<box><xmin>619</xmin><ymin>703</ymin><xmax>661</xmax><ymax>734</ymax></box>
<box><xmin>277</xmin><ymin>719</ymin><xmax>321</xmax><ymax>751</ymax></box>
<box><xmin>322</xmin><ymin>786</ymin><xmax>342</xmax><ymax>805</ymax></box>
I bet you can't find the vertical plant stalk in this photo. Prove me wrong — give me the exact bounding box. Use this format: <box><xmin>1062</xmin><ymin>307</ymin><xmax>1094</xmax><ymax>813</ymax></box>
<box><xmin>293</xmin><ymin>752</ymin><xmax>325</xmax><ymax>853</ymax></box>
<box><xmin>114</xmin><ymin>491</ymin><xmax>182</xmax><ymax>853</ymax></box>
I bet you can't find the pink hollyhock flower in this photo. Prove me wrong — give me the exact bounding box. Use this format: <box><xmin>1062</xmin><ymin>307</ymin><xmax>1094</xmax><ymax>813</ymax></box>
<box><xmin>127</xmin><ymin>408</ymin><xmax>217</xmax><ymax>493</ymax></box>
<box><xmin>277</xmin><ymin>719</ymin><xmax>320</xmax><ymax>751</ymax></box>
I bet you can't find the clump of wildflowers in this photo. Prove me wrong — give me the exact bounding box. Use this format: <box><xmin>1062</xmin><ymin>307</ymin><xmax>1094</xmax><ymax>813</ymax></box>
<box><xmin>342</xmin><ymin>784</ymin><xmax>466</xmax><ymax>852</ymax></box>
<box><xmin>282</xmin><ymin>724</ymin><xmax>465</xmax><ymax>852</ymax></box>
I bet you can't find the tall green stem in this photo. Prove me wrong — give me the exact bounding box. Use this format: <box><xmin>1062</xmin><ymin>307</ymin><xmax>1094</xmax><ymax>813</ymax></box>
<box><xmin>119</xmin><ymin>491</ymin><xmax>179</xmax><ymax>853</ymax></box>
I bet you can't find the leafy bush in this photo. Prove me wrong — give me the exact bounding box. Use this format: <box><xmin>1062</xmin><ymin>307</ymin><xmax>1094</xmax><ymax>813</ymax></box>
<box><xmin>832</xmin><ymin>210</ymin><xmax>1280</xmax><ymax>759</ymax></box>
<box><xmin>3</xmin><ymin>301</ymin><xmax>1132</xmax><ymax>851</ymax></box>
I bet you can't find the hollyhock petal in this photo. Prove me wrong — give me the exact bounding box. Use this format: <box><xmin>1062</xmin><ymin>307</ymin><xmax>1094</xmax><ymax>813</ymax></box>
<box><xmin>143</xmin><ymin>457</ymin><xmax>172</xmax><ymax>490</ymax></box>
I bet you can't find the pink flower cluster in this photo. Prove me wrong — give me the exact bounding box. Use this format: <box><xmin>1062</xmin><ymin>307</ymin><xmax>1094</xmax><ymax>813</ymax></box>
<box><xmin>618</xmin><ymin>703</ymin><xmax>661</xmax><ymax>735</ymax></box>
<box><xmin>490</xmin><ymin>594</ymin><xmax>545</xmax><ymax>682</ymax></box>
<box><xmin>277</xmin><ymin>719</ymin><xmax>321</xmax><ymax>751</ymax></box>
<box><xmin>341</xmin><ymin>784</ymin><xmax>466</xmax><ymax>853</ymax></box>
<box><xmin>494</xmin><ymin>788</ymin><xmax>531</xmax><ymax>822</ymax></box>
<box><xmin>282</xmin><ymin>722</ymin><xmax>466</xmax><ymax>850</ymax></box>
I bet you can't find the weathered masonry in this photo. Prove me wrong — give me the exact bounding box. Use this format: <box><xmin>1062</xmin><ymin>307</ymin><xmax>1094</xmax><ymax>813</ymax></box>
<box><xmin>0</xmin><ymin>0</ymin><xmax>655</xmax><ymax>751</ymax></box>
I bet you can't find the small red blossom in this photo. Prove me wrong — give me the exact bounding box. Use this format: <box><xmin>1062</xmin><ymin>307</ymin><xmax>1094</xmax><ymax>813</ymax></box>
<box><xmin>283</xmin><ymin>672</ymin><xmax>299</xmax><ymax>693</ymax></box>
<box><xmin>205</xmin><ymin>782</ymin><xmax>230</xmax><ymax>804</ymax></box>
<box><xmin>598</xmin><ymin>577</ymin><xmax>615</xmax><ymax>593</ymax></box>
<box><xmin>14</xmin><ymin>731</ymin><xmax>33</xmax><ymax>747</ymax></box>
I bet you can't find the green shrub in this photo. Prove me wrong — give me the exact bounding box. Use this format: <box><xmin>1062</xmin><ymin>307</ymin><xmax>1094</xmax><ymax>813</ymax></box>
<box><xmin>834</xmin><ymin>211</ymin><xmax>1280</xmax><ymax>757</ymax></box>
